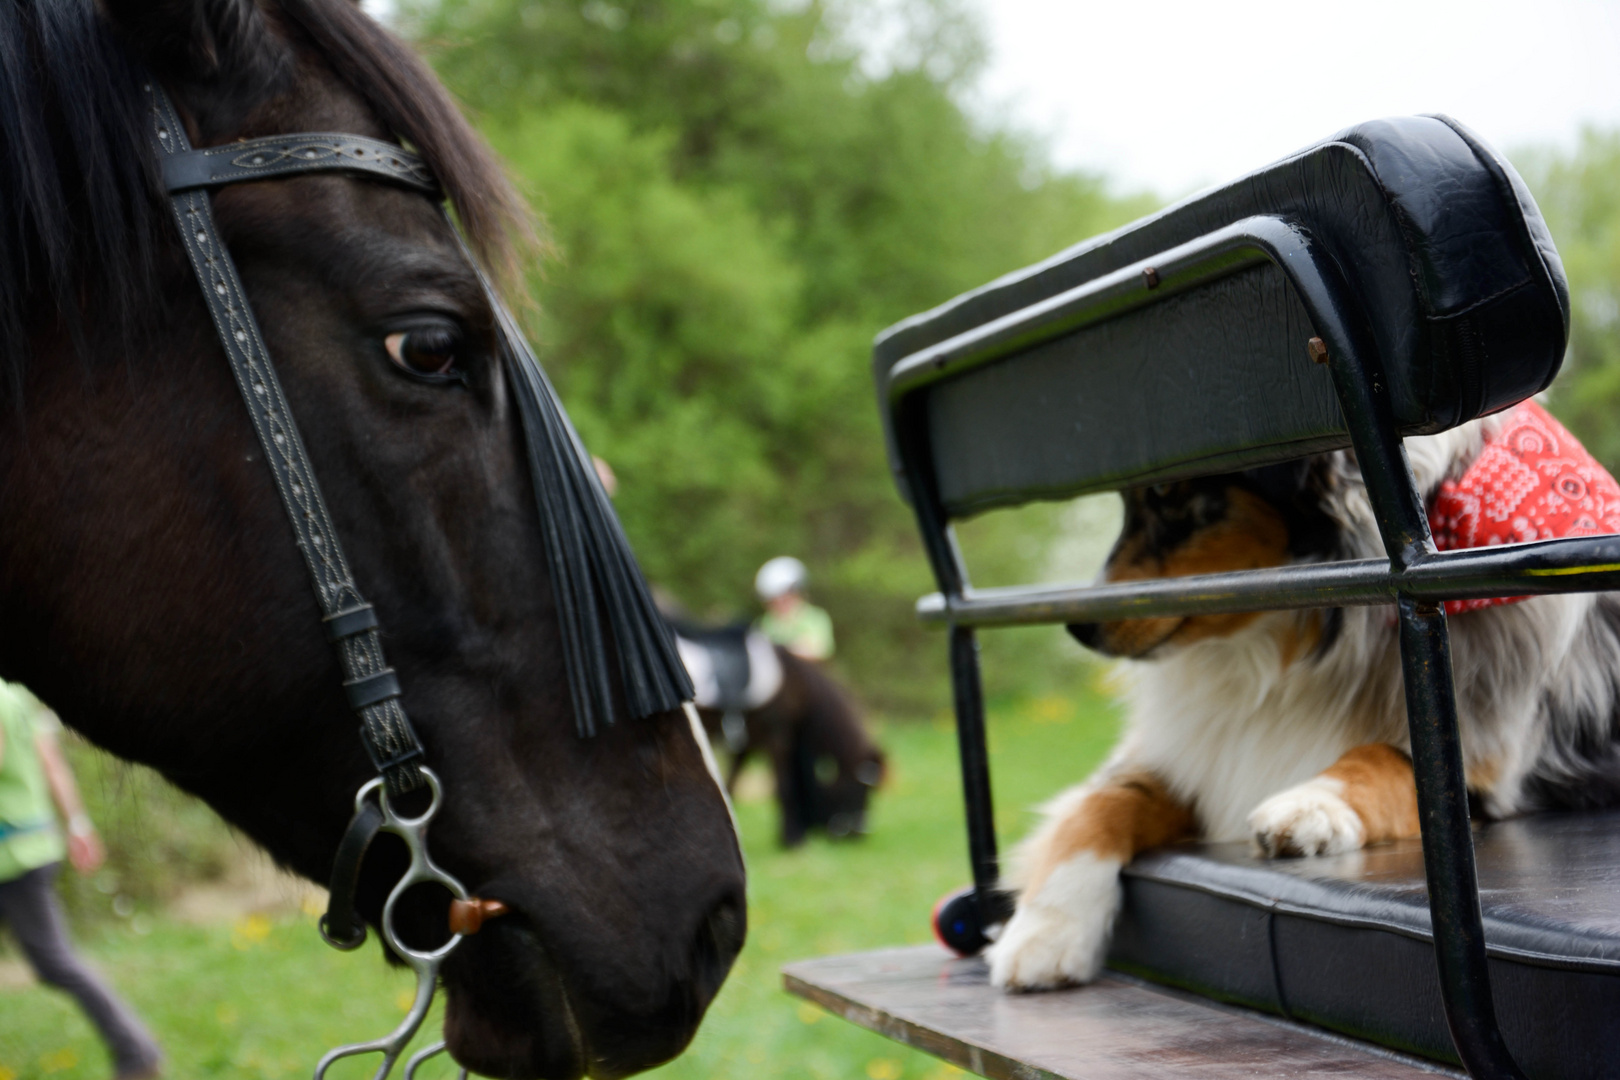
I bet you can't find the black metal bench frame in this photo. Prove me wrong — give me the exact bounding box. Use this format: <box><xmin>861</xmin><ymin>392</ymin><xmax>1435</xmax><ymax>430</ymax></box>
<box><xmin>885</xmin><ymin>214</ymin><xmax>1614</xmax><ymax>1080</ymax></box>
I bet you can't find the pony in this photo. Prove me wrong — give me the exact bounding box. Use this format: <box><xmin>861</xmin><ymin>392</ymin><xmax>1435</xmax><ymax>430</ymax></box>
<box><xmin>676</xmin><ymin>626</ymin><xmax>885</xmax><ymax>847</ymax></box>
<box><xmin>0</xmin><ymin>1</ymin><xmax>744</xmax><ymax>1075</ymax></box>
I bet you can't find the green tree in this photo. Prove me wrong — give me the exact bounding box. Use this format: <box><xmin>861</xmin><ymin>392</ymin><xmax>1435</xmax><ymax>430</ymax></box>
<box><xmin>404</xmin><ymin>0</ymin><xmax>1153</xmax><ymax>709</ymax></box>
<box><xmin>1521</xmin><ymin>131</ymin><xmax>1620</xmax><ymax>468</ymax></box>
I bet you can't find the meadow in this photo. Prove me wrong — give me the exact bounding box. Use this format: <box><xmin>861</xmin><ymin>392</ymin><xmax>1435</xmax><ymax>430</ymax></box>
<box><xmin>0</xmin><ymin>679</ymin><xmax>1118</xmax><ymax>1080</ymax></box>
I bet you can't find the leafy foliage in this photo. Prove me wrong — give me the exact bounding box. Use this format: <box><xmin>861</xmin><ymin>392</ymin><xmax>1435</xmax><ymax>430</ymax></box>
<box><xmin>1522</xmin><ymin>131</ymin><xmax>1620</xmax><ymax>468</ymax></box>
<box><xmin>402</xmin><ymin>0</ymin><xmax>1152</xmax><ymax>708</ymax></box>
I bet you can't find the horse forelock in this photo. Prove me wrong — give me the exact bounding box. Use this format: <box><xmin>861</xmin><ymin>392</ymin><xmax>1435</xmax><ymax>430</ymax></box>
<box><xmin>0</xmin><ymin>0</ymin><xmax>534</xmax><ymax>387</ymax></box>
<box><xmin>271</xmin><ymin>0</ymin><xmax>536</xmax><ymax>287</ymax></box>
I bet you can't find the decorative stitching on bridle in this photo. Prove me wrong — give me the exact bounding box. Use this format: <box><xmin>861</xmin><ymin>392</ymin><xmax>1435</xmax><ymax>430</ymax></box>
<box><xmin>146</xmin><ymin>85</ymin><xmax>426</xmax><ymax>797</ymax></box>
<box><xmin>161</xmin><ymin>132</ymin><xmax>440</xmax><ymax>195</ymax></box>
<box><xmin>140</xmin><ymin>72</ymin><xmax>689</xmax><ymax>1079</ymax></box>
<box><xmin>143</xmin><ymin>79</ymin><xmax>462</xmax><ymax>1080</ymax></box>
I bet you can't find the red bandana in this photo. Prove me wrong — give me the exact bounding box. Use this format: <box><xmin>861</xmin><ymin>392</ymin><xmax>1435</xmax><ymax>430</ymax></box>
<box><xmin>1428</xmin><ymin>400</ymin><xmax>1620</xmax><ymax>613</ymax></box>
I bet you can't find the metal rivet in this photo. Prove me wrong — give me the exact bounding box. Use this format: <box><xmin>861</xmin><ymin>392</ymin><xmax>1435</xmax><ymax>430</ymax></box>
<box><xmin>1307</xmin><ymin>336</ymin><xmax>1330</xmax><ymax>365</ymax></box>
<box><xmin>1143</xmin><ymin>267</ymin><xmax>1160</xmax><ymax>289</ymax></box>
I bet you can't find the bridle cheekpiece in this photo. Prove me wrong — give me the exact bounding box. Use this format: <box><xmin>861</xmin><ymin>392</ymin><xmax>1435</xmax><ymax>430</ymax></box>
<box><xmin>141</xmin><ymin>76</ymin><xmax>687</xmax><ymax>1079</ymax></box>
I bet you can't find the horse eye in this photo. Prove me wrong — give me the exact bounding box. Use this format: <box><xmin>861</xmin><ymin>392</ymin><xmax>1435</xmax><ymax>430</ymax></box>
<box><xmin>384</xmin><ymin>326</ymin><xmax>463</xmax><ymax>379</ymax></box>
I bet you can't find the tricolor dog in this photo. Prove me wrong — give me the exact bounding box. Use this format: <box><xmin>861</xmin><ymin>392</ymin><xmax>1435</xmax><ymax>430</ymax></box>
<box><xmin>989</xmin><ymin>401</ymin><xmax>1620</xmax><ymax>990</ymax></box>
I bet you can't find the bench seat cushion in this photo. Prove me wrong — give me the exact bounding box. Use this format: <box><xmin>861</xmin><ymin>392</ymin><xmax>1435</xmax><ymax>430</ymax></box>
<box><xmin>1109</xmin><ymin>811</ymin><xmax>1620</xmax><ymax>1079</ymax></box>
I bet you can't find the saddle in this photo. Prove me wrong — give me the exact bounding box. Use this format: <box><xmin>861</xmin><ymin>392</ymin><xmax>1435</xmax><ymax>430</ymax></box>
<box><xmin>673</xmin><ymin>624</ymin><xmax>784</xmax><ymax>715</ymax></box>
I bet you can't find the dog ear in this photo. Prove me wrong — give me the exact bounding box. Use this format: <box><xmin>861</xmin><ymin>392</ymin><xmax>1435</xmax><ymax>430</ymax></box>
<box><xmin>101</xmin><ymin>0</ymin><xmax>289</xmax><ymax>129</ymax></box>
<box><xmin>1239</xmin><ymin>457</ymin><xmax>1340</xmax><ymax>558</ymax></box>
<box><xmin>1239</xmin><ymin>460</ymin><xmax>1312</xmax><ymax>507</ymax></box>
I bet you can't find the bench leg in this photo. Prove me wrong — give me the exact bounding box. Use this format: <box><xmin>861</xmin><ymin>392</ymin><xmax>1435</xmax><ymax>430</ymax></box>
<box><xmin>1319</xmin><ymin>283</ymin><xmax>1527</xmax><ymax>1080</ymax></box>
<box><xmin>949</xmin><ymin>624</ymin><xmax>1009</xmax><ymax>928</ymax></box>
<box><xmin>1397</xmin><ymin>597</ymin><xmax>1525</xmax><ymax>1080</ymax></box>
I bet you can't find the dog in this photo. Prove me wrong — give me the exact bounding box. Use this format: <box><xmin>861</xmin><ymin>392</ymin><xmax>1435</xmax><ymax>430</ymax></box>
<box><xmin>988</xmin><ymin>400</ymin><xmax>1620</xmax><ymax>990</ymax></box>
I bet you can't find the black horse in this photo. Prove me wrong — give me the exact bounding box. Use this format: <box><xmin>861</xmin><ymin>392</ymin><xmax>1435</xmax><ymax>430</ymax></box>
<box><xmin>0</xmin><ymin>2</ymin><xmax>744</xmax><ymax>1077</ymax></box>
<box><xmin>677</xmin><ymin>626</ymin><xmax>885</xmax><ymax>847</ymax></box>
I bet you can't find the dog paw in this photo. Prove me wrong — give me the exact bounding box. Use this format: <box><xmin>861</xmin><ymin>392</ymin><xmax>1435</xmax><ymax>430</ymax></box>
<box><xmin>1248</xmin><ymin>777</ymin><xmax>1365</xmax><ymax>857</ymax></box>
<box><xmin>987</xmin><ymin>853</ymin><xmax>1122</xmax><ymax>990</ymax></box>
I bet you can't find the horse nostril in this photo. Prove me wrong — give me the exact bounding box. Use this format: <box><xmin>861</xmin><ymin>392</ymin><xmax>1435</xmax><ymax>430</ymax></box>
<box><xmin>692</xmin><ymin>892</ymin><xmax>746</xmax><ymax>1000</ymax></box>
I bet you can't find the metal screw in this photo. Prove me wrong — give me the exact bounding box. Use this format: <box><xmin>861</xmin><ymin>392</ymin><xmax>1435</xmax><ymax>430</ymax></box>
<box><xmin>1307</xmin><ymin>336</ymin><xmax>1330</xmax><ymax>365</ymax></box>
<box><xmin>1143</xmin><ymin>267</ymin><xmax>1161</xmax><ymax>289</ymax></box>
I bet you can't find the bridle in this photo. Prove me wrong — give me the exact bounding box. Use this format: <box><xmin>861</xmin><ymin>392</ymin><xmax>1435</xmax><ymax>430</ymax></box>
<box><xmin>141</xmin><ymin>79</ymin><xmax>689</xmax><ymax>1078</ymax></box>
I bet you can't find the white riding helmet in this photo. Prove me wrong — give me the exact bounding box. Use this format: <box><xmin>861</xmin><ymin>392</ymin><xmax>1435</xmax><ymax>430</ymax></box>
<box><xmin>755</xmin><ymin>556</ymin><xmax>808</xmax><ymax>601</ymax></box>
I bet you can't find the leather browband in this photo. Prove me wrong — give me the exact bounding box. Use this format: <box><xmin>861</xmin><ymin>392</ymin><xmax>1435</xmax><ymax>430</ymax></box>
<box><xmin>161</xmin><ymin>133</ymin><xmax>438</xmax><ymax>196</ymax></box>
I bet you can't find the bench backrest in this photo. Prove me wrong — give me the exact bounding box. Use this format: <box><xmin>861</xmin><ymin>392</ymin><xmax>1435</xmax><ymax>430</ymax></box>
<box><xmin>874</xmin><ymin>115</ymin><xmax>1568</xmax><ymax>519</ymax></box>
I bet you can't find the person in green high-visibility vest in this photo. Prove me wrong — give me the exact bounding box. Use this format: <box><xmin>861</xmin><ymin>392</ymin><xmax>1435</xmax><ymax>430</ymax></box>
<box><xmin>754</xmin><ymin>556</ymin><xmax>835</xmax><ymax>662</ymax></box>
<box><xmin>0</xmin><ymin>682</ymin><xmax>163</xmax><ymax>1079</ymax></box>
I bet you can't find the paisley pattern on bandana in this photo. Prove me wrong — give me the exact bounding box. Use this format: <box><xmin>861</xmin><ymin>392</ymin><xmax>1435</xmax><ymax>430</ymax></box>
<box><xmin>1429</xmin><ymin>401</ymin><xmax>1620</xmax><ymax>614</ymax></box>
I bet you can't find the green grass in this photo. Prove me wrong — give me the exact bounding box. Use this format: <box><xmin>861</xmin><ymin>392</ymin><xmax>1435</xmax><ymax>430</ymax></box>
<box><xmin>0</xmin><ymin>687</ymin><xmax>1119</xmax><ymax>1080</ymax></box>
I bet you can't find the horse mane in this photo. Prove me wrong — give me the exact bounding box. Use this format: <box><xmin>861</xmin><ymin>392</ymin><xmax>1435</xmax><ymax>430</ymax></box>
<box><xmin>0</xmin><ymin>0</ymin><xmax>158</xmax><ymax>389</ymax></box>
<box><xmin>0</xmin><ymin>0</ymin><xmax>529</xmax><ymax>386</ymax></box>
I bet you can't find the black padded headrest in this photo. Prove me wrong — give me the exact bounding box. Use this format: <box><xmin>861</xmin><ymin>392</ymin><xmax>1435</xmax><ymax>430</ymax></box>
<box><xmin>874</xmin><ymin>115</ymin><xmax>1569</xmax><ymax>515</ymax></box>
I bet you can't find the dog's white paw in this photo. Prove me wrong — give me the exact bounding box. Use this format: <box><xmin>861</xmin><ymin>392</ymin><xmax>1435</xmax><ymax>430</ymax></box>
<box><xmin>987</xmin><ymin>853</ymin><xmax>1122</xmax><ymax>990</ymax></box>
<box><xmin>1248</xmin><ymin>777</ymin><xmax>1365</xmax><ymax>857</ymax></box>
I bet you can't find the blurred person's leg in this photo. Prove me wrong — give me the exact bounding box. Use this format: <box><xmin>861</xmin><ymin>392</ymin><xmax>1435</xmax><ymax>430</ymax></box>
<box><xmin>0</xmin><ymin>863</ymin><xmax>162</xmax><ymax>1077</ymax></box>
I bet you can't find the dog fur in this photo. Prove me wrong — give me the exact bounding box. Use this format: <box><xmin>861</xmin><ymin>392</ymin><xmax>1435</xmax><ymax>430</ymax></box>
<box><xmin>989</xmin><ymin>412</ymin><xmax>1620</xmax><ymax>990</ymax></box>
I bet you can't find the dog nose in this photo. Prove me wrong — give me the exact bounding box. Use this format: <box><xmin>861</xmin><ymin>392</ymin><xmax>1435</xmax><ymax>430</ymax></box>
<box><xmin>1067</xmin><ymin>622</ymin><xmax>1104</xmax><ymax>651</ymax></box>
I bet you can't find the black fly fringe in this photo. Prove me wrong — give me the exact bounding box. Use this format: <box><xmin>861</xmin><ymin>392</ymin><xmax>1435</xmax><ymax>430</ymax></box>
<box><xmin>494</xmin><ymin>297</ymin><xmax>693</xmax><ymax>735</ymax></box>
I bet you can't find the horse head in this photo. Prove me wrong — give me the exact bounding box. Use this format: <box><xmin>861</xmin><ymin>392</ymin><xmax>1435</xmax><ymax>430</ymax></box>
<box><xmin>0</xmin><ymin>1</ymin><xmax>744</xmax><ymax>1075</ymax></box>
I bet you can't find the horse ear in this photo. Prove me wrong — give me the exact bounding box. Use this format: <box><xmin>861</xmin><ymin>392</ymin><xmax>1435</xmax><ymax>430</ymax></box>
<box><xmin>102</xmin><ymin>0</ymin><xmax>287</xmax><ymax>109</ymax></box>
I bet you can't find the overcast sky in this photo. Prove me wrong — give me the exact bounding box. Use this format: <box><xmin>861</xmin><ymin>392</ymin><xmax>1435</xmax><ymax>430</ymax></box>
<box><xmin>975</xmin><ymin>0</ymin><xmax>1620</xmax><ymax>196</ymax></box>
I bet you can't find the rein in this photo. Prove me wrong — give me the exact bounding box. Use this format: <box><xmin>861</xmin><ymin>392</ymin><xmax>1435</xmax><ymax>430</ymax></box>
<box><xmin>140</xmin><ymin>78</ymin><xmax>688</xmax><ymax>1078</ymax></box>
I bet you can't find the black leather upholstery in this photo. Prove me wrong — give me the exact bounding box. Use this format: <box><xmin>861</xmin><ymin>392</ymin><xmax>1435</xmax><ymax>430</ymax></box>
<box><xmin>873</xmin><ymin>116</ymin><xmax>1569</xmax><ymax>516</ymax></box>
<box><xmin>1108</xmin><ymin>812</ymin><xmax>1620</xmax><ymax>1079</ymax></box>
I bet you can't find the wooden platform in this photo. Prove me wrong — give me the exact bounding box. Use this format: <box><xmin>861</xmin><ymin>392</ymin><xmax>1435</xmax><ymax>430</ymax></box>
<box><xmin>782</xmin><ymin>946</ymin><xmax>1462</xmax><ymax>1080</ymax></box>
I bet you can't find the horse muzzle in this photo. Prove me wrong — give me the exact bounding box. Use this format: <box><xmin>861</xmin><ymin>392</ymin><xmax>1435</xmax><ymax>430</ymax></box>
<box><xmin>441</xmin><ymin>884</ymin><xmax>745</xmax><ymax>1080</ymax></box>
